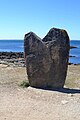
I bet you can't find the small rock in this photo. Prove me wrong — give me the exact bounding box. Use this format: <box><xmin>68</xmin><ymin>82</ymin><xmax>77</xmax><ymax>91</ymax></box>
<box><xmin>68</xmin><ymin>93</ymin><xmax>74</xmax><ymax>97</ymax></box>
<box><xmin>61</xmin><ymin>100</ymin><xmax>68</xmax><ymax>105</ymax></box>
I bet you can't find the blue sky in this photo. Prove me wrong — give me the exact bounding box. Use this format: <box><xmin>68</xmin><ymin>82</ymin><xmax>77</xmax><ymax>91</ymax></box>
<box><xmin>0</xmin><ymin>0</ymin><xmax>80</xmax><ymax>40</ymax></box>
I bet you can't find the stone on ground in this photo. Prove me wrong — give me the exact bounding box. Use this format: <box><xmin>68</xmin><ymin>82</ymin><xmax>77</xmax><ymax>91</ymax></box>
<box><xmin>24</xmin><ymin>28</ymin><xmax>70</xmax><ymax>88</ymax></box>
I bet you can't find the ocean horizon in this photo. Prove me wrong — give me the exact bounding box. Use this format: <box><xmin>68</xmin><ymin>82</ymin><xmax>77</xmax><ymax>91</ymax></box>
<box><xmin>0</xmin><ymin>40</ymin><xmax>80</xmax><ymax>64</ymax></box>
<box><xmin>0</xmin><ymin>40</ymin><xmax>24</xmax><ymax>52</ymax></box>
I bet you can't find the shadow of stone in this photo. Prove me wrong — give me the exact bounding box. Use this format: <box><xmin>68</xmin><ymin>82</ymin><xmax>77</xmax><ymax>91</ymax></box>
<box><xmin>32</xmin><ymin>86</ymin><xmax>80</xmax><ymax>94</ymax></box>
<box><xmin>50</xmin><ymin>88</ymin><xmax>80</xmax><ymax>94</ymax></box>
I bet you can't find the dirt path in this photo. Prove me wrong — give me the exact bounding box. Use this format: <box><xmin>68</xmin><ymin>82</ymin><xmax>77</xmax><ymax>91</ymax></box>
<box><xmin>0</xmin><ymin>64</ymin><xmax>80</xmax><ymax>120</ymax></box>
<box><xmin>0</xmin><ymin>84</ymin><xmax>80</xmax><ymax>120</ymax></box>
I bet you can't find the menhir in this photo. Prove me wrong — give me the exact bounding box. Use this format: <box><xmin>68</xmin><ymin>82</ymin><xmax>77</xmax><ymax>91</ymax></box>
<box><xmin>24</xmin><ymin>28</ymin><xmax>70</xmax><ymax>89</ymax></box>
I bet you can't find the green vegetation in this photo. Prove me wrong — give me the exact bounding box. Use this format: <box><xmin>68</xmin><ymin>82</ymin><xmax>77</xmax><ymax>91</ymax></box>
<box><xmin>19</xmin><ymin>80</ymin><xmax>30</xmax><ymax>88</ymax></box>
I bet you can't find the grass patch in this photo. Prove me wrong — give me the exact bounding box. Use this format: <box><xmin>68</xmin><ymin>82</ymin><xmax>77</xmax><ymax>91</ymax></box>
<box><xmin>65</xmin><ymin>65</ymin><xmax>80</xmax><ymax>88</ymax></box>
<box><xmin>65</xmin><ymin>79</ymin><xmax>76</xmax><ymax>88</ymax></box>
<box><xmin>19</xmin><ymin>80</ymin><xmax>30</xmax><ymax>88</ymax></box>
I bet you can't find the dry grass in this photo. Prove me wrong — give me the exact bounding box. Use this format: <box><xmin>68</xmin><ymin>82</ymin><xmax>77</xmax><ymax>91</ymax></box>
<box><xmin>0</xmin><ymin>64</ymin><xmax>28</xmax><ymax>85</ymax></box>
<box><xmin>0</xmin><ymin>64</ymin><xmax>80</xmax><ymax>88</ymax></box>
<box><xmin>65</xmin><ymin>65</ymin><xmax>80</xmax><ymax>88</ymax></box>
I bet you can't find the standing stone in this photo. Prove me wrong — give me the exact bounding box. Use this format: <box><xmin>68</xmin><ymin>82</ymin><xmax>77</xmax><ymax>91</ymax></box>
<box><xmin>24</xmin><ymin>28</ymin><xmax>70</xmax><ymax>88</ymax></box>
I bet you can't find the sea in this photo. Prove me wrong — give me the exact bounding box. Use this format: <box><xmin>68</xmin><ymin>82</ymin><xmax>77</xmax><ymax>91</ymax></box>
<box><xmin>0</xmin><ymin>40</ymin><xmax>80</xmax><ymax>64</ymax></box>
<box><xmin>69</xmin><ymin>40</ymin><xmax>80</xmax><ymax>64</ymax></box>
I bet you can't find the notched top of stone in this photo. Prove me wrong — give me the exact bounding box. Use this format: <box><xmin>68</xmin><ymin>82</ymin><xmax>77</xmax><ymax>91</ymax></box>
<box><xmin>24</xmin><ymin>28</ymin><xmax>69</xmax><ymax>45</ymax></box>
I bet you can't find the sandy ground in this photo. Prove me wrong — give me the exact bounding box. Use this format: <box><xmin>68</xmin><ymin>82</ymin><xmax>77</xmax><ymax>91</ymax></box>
<box><xmin>0</xmin><ymin>64</ymin><xmax>80</xmax><ymax>120</ymax></box>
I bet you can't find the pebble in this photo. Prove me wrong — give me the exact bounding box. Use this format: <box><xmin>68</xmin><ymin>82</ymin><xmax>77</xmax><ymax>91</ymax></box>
<box><xmin>61</xmin><ymin>100</ymin><xmax>68</xmax><ymax>105</ymax></box>
<box><xmin>68</xmin><ymin>93</ymin><xmax>74</xmax><ymax>97</ymax></box>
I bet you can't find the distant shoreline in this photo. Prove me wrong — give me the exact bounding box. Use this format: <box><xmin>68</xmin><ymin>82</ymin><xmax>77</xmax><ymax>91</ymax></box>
<box><xmin>0</xmin><ymin>52</ymin><xmax>25</xmax><ymax>67</ymax></box>
<box><xmin>0</xmin><ymin>52</ymin><xmax>80</xmax><ymax>65</ymax></box>
<box><xmin>0</xmin><ymin>52</ymin><xmax>24</xmax><ymax>59</ymax></box>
